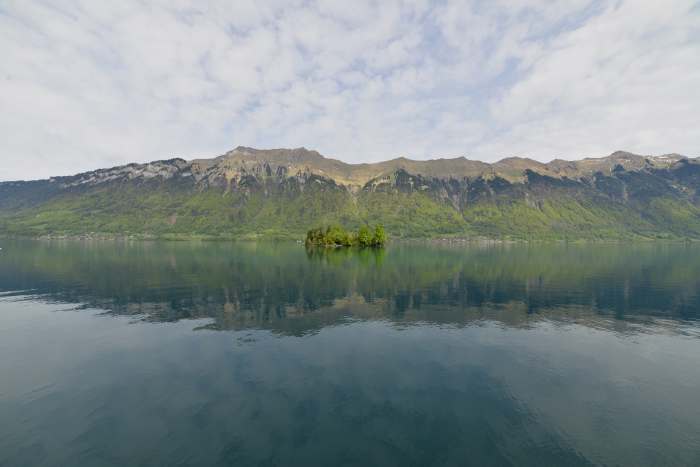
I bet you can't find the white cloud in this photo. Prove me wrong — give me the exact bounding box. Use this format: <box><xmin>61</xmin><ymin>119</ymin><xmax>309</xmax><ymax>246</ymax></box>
<box><xmin>482</xmin><ymin>0</ymin><xmax>700</xmax><ymax>159</ymax></box>
<box><xmin>0</xmin><ymin>0</ymin><xmax>698</xmax><ymax>180</ymax></box>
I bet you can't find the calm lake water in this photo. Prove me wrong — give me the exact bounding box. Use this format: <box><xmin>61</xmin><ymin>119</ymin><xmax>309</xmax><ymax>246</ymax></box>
<box><xmin>0</xmin><ymin>240</ymin><xmax>699</xmax><ymax>466</ymax></box>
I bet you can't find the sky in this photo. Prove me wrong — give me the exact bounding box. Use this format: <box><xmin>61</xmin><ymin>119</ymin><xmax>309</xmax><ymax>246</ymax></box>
<box><xmin>1</xmin><ymin>0</ymin><xmax>699</xmax><ymax>181</ymax></box>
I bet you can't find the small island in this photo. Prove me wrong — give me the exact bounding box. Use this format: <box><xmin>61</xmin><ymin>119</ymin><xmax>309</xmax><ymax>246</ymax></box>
<box><xmin>306</xmin><ymin>225</ymin><xmax>387</xmax><ymax>247</ymax></box>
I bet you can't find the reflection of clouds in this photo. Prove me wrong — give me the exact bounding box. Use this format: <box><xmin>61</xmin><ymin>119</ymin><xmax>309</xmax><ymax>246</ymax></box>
<box><xmin>2</xmin><ymin>250</ymin><xmax>700</xmax><ymax>465</ymax></box>
<box><xmin>474</xmin><ymin>321</ymin><xmax>700</xmax><ymax>466</ymax></box>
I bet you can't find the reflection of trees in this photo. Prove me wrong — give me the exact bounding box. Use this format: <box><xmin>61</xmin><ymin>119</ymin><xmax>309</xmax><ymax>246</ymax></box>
<box><xmin>0</xmin><ymin>240</ymin><xmax>699</xmax><ymax>333</ymax></box>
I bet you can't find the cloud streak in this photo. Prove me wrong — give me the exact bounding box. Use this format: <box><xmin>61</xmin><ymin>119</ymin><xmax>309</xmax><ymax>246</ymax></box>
<box><xmin>0</xmin><ymin>0</ymin><xmax>698</xmax><ymax>180</ymax></box>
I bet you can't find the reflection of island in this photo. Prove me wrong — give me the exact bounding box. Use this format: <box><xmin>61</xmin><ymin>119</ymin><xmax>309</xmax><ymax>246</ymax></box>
<box><xmin>0</xmin><ymin>240</ymin><xmax>699</xmax><ymax>335</ymax></box>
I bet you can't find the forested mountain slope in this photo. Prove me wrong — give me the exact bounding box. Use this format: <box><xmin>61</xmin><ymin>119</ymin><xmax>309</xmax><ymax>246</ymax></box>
<box><xmin>1</xmin><ymin>147</ymin><xmax>700</xmax><ymax>240</ymax></box>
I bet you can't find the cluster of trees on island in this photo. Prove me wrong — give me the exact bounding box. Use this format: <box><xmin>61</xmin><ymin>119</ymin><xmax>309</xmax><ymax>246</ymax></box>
<box><xmin>305</xmin><ymin>225</ymin><xmax>387</xmax><ymax>247</ymax></box>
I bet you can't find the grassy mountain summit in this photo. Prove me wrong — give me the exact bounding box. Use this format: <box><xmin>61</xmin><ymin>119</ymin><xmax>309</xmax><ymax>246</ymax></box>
<box><xmin>1</xmin><ymin>147</ymin><xmax>700</xmax><ymax>240</ymax></box>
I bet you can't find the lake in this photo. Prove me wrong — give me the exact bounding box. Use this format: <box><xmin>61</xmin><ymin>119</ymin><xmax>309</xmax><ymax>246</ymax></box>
<box><xmin>0</xmin><ymin>239</ymin><xmax>699</xmax><ymax>466</ymax></box>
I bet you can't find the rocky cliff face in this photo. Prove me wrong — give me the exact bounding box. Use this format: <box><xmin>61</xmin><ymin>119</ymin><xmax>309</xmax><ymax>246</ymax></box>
<box><xmin>1</xmin><ymin>147</ymin><xmax>699</xmax><ymax>239</ymax></box>
<box><xmin>10</xmin><ymin>146</ymin><xmax>697</xmax><ymax>192</ymax></box>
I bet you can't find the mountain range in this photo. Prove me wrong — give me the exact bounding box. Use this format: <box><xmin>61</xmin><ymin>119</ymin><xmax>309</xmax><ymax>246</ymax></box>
<box><xmin>2</xmin><ymin>147</ymin><xmax>700</xmax><ymax>240</ymax></box>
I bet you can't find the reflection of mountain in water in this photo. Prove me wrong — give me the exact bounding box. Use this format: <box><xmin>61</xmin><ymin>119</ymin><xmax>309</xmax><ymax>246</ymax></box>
<box><xmin>0</xmin><ymin>240</ymin><xmax>699</xmax><ymax>334</ymax></box>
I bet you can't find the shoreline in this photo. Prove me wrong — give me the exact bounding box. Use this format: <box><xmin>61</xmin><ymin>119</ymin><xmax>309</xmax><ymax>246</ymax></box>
<box><xmin>0</xmin><ymin>232</ymin><xmax>697</xmax><ymax>244</ymax></box>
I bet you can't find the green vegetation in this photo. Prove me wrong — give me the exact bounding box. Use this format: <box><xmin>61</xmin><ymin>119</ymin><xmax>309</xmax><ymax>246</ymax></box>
<box><xmin>3</xmin><ymin>160</ymin><xmax>700</xmax><ymax>241</ymax></box>
<box><xmin>3</xmin><ymin>183</ymin><xmax>700</xmax><ymax>241</ymax></box>
<box><xmin>306</xmin><ymin>224</ymin><xmax>387</xmax><ymax>247</ymax></box>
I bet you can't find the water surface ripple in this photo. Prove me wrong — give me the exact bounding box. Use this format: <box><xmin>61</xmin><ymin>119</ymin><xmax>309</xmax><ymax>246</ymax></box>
<box><xmin>0</xmin><ymin>240</ymin><xmax>699</xmax><ymax>466</ymax></box>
